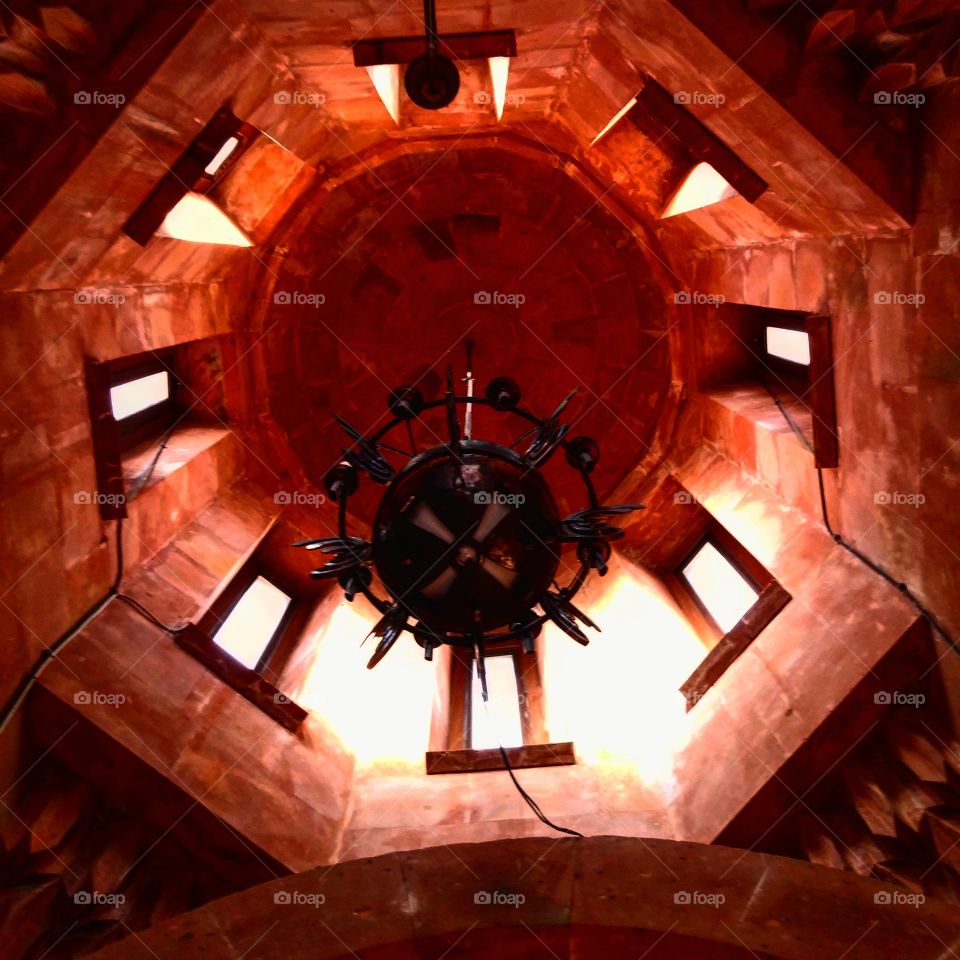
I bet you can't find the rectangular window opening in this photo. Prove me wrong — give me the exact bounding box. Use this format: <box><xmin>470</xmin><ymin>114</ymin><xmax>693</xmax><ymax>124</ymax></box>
<box><xmin>109</xmin><ymin>370</ymin><xmax>171</xmax><ymax>421</ymax></box>
<box><xmin>204</xmin><ymin>136</ymin><xmax>240</xmax><ymax>176</ymax></box>
<box><xmin>680</xmin><ymin>539</ymin><xmax>759</xmax><ymax>634</ymax></box>
<box><xmin>765</xmin><ymin>325</ymin><xmax>811</xmax><ymax>366</ymax></box>
<box><xmin>470</xmin><ymin>655</ymin><xmax>524</xmax><ymax>750</ymax></box>
<box><xmin>212</xmin><ymin>575</ymin><xmax>292</xmax><ymax>670</ymax></box>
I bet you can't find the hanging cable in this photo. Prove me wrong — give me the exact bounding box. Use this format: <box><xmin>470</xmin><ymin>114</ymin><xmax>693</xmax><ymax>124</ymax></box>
<box><xmin>764</xmin><ymin>381</ymin><xmax>958</xmax><ymax>656</ymax></box>
<box><xmin>474</xmin><ymin>671</ymin><xmax>583</xmax><ymax>837</ymax></box>
<box><xmin>0</xmin><ymin>430</ymin><xmax>189</xmax><ymax>732</ymax></box>
<box><xmin>497</xmin><ymin>744</ymin><xmax>584</xmax><ymax>837</ymax></box>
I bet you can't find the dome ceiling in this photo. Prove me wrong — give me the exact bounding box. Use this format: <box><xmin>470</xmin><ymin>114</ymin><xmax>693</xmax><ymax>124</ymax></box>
<box><xmin>257</xmin><ymin>142</ymin><xmax>677</xmax><ymax>517</ymax></box>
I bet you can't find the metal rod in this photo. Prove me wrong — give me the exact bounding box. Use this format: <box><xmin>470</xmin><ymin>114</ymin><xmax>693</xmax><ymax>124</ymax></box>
<box><xmin>463</xmin><ymin>340</ymin><xmax>475</xmax><ymax>441</ymax></box>
<box><xmin>405</xmin><ymin>419</ymin><xmax>417</xmax><ymax>457</ymax></box>
<box><xmin>423</xmin><ymin>0</ymin><xmax>439</xmax><ymax>54</ymax></box>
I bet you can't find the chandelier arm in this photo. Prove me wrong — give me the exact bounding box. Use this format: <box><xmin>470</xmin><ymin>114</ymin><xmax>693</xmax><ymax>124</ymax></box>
<box><xmin>577</xmin><ymin>466</ymin><xmax>601</xmax><ymax>511</ymax></box>
<box><xmin>369</xmin><ymin>396</ymin><xmax>543</xmax><ymax>446</ymax></box>
<box><xmin>335</xmin><ymin>478</ymin><xmax>393</xmax><ymax>616</ymax></box>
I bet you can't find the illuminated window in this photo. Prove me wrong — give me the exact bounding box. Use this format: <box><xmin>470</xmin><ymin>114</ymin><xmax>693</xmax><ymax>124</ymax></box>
<box><xmin>104</xmin><ymin>353</ymin><xmax>178</xmax><ymax>452</ymax></box>
<box><xmin>680</xmin><ymin>539</ymin><xmax>759</xmax><ymax>634</ymax></box>
<box><xmin>366</xmin><ymin>64</ymin><xmax>401</xmax><ymax>124</ymax></box>
<box><xmin>156</xmin><ymin>192</ymin><xmax>252</xmax><ymax>247</ymax></box>
<box><xmin>660</xmin><ymin>162</ymin><xmax>738</xmax><ymax>219</ymax></box>
<box><xmin>110</xmin><ymin>371</ymin><xmax>170</xmax><ymax>421</ymax></box>
<box><xmin>204</xmin><ymin>136</ymin><xmax>240</xmax><ymax>176</ymax></box>
<box><xmin>123</xmin><ymin>107</ymin><xmax>258</xmax><ymax>246</ymax></box>
<box><xmin>211</xmin><ymin>575</ymin><xmax>292</xmax><ymax>670</ymax></box>
<box><xmin>470</xmin><ymin>655</ymin><xmax>524</xmax><ymax>749</ymax></box>
<box><xmin>765</xmin><ymin>326</ymin><xmax>811</xmax><ymax>366</ymax></box>
<box><xmin>591</xmin><ymin>95</ymin><xmax>638</xmax><ymax>146</ymax></box>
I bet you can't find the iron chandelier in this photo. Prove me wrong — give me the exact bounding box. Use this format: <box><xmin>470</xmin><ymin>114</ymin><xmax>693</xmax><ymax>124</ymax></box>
<box><xmin>295</xmin><ymin>346</ymin><xmax>644</xmax><ymax>696</ymax></box>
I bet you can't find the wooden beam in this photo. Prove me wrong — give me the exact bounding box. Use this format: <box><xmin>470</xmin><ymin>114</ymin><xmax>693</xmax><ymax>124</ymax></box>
<box><xmin>631</xmin><ymin>76</ymin><xmax>767</xmax><ymax>203</ymax></box>
<box><xmin>425</xmin><ymin>741</ymin><xmax>575</xmax><ymax>774</ymax></box>
<box><xmin>806</xmin><ymin>314</ymin><xmax>840</xmax><ymax>468</ymax></box>
<box><xmin>353</xmin><ymin>30</ymin><xmax>517</xmax><ymax>66</ymax></box>
<box><xmin>681</xmin><ymin>581</ymin><xmax>792</xmax><ymax>709</ymax></box>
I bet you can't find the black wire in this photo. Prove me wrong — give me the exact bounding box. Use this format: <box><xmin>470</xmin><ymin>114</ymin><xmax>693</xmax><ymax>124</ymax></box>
<box><xmin>497</xmin><ymin>745</ymin><xmax>584</xmax><ymax>838</ymax></box>
<box><xmin>0</xmin><ymin>427</ymin><xmax>193</xmax><ymax>729</ymax></box>
<box><xmin>765</xmin><ymin>383</ymin><xmax>958</xmax><ymax>656</ymax></box>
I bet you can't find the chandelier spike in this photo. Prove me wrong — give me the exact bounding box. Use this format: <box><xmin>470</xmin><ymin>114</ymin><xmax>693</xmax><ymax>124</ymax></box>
<box><xmin>334</xmin><ymin>415</ymin><xmax>395</xmax><ymax>485</ymax></box>
<box><xmin>365</xmin><ymin>603</ymin><xmax>408</xmax><ymax>669</ymax></box>
<box><xmin>540</xmin><ymin>589</ymin><xmax>598</xmax><ymax>645</ymax></box>
<box><xmin>558</xmin><ymin>504</ymin><xmax>646</xmax><ymax>542</ymax></box>
<box><xmin>523</xmin><ymin>387</ymin><xmax>578</xmax><ymax>467</ymax></box>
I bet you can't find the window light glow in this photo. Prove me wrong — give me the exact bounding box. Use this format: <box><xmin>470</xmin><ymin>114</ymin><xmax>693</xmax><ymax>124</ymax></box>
<box><xmin>766</xmin><ymin>326</ymin><xmax>811</xmax><ymax>365</ymax></box>
<box><xmin>204</xmin><ymin>136</ymin><xmax>240</xmax><ymax>176</ymax></box>
<box><xmin>471</xmin><ymin>656</ymin><xmax>524</xmax><ymax>750</ymax></box>
<box><xmin>155</xmin><ymin>192</ymin><xmax>253</xmax><ymax>246</ymax></box>
<box><xmin>590</xmin><ymin>96</ymin><xmax>637</xmax><ymax>146</ymax></box>
<box><xmin>682</xmin><ymin>541</ymin><xmax>759</xmax><ymax>634</ymax></box>
<box><xmin>488</xmin><ymin>56</ymin><xmax>510</xmax><ymax>121</ymax></box>
<box><xmin>367</xmin><ymin>64</ymin><xmax>401</xmax><ymax>124</ymax></box>
<box><xmin>660</xmin><ymin>161</ymin><xmax>739</xmax><ymax>219</ymax></box>
<box><xmin>212</xmin><ymin>576</ymin><xmax>291</xmax><ymax>669</ymax></box>
<box><xmin>110</xmin><ymin>371</ymin><xmax>170</xmax><ymax>421</ymax></box>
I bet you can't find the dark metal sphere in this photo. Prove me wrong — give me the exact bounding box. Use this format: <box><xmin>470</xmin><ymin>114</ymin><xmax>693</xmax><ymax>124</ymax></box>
<box><xmin>404</xmin><ymin>53</ymin><xmax>460</xmax><ymax>110</ymax></box>
<box><xmin>372</xmin><ymin>441</ymin><xmax>560</xmax><ymax>634</ymax></box>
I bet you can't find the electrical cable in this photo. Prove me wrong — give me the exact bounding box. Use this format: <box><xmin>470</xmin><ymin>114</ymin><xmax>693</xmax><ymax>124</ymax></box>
<box><xmin>765</xmin><ymin>381</ymin><xmax>958</xmax><ymax>656</ymax></box>
<box><xmin>0</xmin><ymin>431</ymin><xmax>188</xmax><ymax>732</ymax></box>
<box><xmin>497</xmin><ymin>744</ymin><xmax>584</xmax><ymax>837</ymax></box>
<box><xmin>476</xmin><ymin>683</ymin><xmax>583</xmax><ymax>837</ymax></box>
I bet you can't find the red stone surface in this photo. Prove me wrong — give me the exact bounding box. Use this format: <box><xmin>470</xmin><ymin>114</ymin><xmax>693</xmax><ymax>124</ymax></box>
<box><xmin>0</xmin><ymin>1</ymin><xmax>958</xmax><ymax>955</ymax></box>
<box><xmin>84</xmin><ymin>836</ymin><xmax>960</xmax><ymax>960</ymax></box>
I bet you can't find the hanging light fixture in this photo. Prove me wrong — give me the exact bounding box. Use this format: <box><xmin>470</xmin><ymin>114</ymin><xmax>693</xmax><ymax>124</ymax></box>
<box><xmin>404</xmin><ymin>0</ymin><xmax>459</xmax><ymax>110</ymax></box>
<box><xmin>294</xmin><ymin>345</ymin><xmax>644</xmax><ymax>697</ymax></box>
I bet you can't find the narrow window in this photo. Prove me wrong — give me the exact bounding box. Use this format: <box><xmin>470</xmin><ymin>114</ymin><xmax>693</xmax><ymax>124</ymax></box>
<box><xmin>204</xmin><ymin>136</ymin><xmax>240</xmax><ymax>176</ymax></box>
<box><xmin>765</xmin><ymin>325</ymin><xmax>811</xmax><ymax>367</ymax></box>
<box><xmin>680</xmin><ymin>539</ymin><xmax>759</xmax><ymax>634</ymax></box>
<box><xmin>470</xmin><ymin>655</ymin><xmax>524</xmax><ymax>749</ymax></box>
<box><xmin>110</xmin><ymin>370</ymin><xmax>170</xmax><ymax>421</ymax></box>
<box><xmin>660</xmin><ymin>162</ymin><xmax>739</xmax><ymax>219</ymax></box>
<box><xmin>211</xmin><ymin>575</ymin><xmax>292</xmax><ymax>670</ymax></box>
<box><xmin>107</xmin><ymin>355</ymin><xmax>178</xmax><ymax>451</ymax></box>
